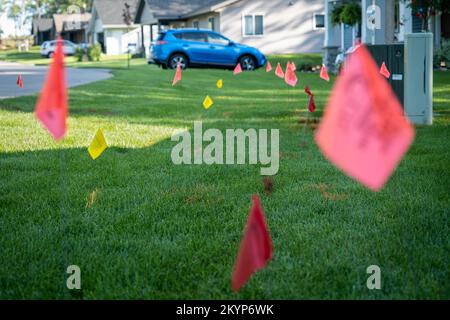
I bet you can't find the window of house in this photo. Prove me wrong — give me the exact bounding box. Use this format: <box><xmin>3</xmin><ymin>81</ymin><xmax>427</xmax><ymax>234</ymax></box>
<box><xmin>208</xmin><ymin>17</ymin><xmax>215</xmax><ymax>31</ymax></box>
<box><xmin>313</xmin><ymin>14</ymin><xmax>325</xmax><ymax>29</ymax></box>
<box><xmin>193</xmin><ymin>21</ymin><xmax>199</xmax><ymax>29</ymax></box>
<box><xmin>242</xmin><ymin>14</ymin><xmax>264</xmax><ymax>36</ymax></box>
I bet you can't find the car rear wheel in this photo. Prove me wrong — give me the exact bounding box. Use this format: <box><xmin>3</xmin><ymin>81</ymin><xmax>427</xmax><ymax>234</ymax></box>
<box><xmin>168</xmin><ymin>54</ymin><xmax>188</xmax><ymax>70</ymax></box>
<box><xmin>47</xmin><ymin>52</ymin><xmax>54</xmax><ymax>58</ymax></box>
<box><xmin>239</xmin><ymin>55</ymin><xmax>256</xmax><ymax>71</ymax></box>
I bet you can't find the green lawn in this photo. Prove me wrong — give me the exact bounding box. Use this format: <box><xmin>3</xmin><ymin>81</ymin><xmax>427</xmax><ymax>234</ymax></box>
<box><xmin>0</xmin><ymin>53</ymin><xmax>449</xmax><ymax>299</ymax></box>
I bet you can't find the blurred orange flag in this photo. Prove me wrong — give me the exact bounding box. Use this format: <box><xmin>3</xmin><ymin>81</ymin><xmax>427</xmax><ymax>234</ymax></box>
<box><xmin>315</xmin><ymin>45</ymin><xmax>415</xmax><ymax>191</ymax></box>
<box><xmin>232</xmin><ymin>195</ymin><xmax>273</xmax><ymax>292</ymax></box>
<box><xmin>233</xmin><ymin>63</ymin><xmax>242</xmax><ymax>75</ymax></box>
<box><xmin>172</xmin><ymin>64</ymin><xmax>182</xmax><ymax>86</ymax></box>
<box><xmin>284</xmin><ymin>62</ymin><xmax>298</xmax><ymax>87</ymax></box>
<box><xmin>17</xmin><ymin>74</ymin><xmax>23</xmax><ymax>88</ymax></box>
<box><xmin>266</xmin><ymin>61</ymin><xmax>272</xmax><ymax>72</ymax></box>
<box><xmin>275</xmin><ymin>63</ymin><xmax>284</xmax><ymax>78</ymax></box>
<box><xmin>380</xmin><ymin>62</ymin><xmax>390</xmax><ymax>79</ymax></box>
<box><xmin>320</xmin><ymin>64</ymin><xmax>330</xmax><ymax>82</ymax></box>
<box><xmin>35</xmin><ymin>37</ymin><xmax>68</xmax><ymax>141</ymax></box>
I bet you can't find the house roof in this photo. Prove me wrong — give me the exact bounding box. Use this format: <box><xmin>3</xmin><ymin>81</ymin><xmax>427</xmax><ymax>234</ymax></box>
<box><xmin>53</xmin><ymin>13</ymin><xmax>92</xmax><ymax>32</ymax></box>
<box><xmin>140</xmin><ymin>0</ymin><xmax>233</xmax><ymax>20</ymax></box>
<box><xmin>32</xmin><ymin>18</ymin><xmax>54</xmax><ymax>33</ymax></box>
<box><xmin>93</xmin><ymin>0</ymin><xmax>140</xmax><ymax>25</ymax></box>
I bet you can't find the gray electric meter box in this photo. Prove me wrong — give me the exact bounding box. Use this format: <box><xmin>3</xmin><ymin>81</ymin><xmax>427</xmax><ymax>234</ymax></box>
<box><xmin>404</xmin><ymin>33</ymin><xmax>433</xmax><ymax>125</ymax></box>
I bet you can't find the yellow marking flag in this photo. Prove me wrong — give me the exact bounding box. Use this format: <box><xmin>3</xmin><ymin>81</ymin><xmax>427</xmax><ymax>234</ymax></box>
<box><xmin>217</xmin><ymin>79</ymin><xmax>223</xmax><ymax>89</ymax></box>
<box><xmin>203</xmin><ymin>95</ymin><xmax>214</xmax><ymax>109</ymax></box>
<box><xmin>88</xmin><ymin>129</ymin><xmax>108</xmax><ymax>160</ymax></box>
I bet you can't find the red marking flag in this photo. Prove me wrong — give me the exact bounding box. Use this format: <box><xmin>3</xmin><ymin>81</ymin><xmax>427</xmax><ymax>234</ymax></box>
<box><xmin>266</xmin><ymin>61</ymin><xmax>272</xmax><ymax>72</ymax></box>
<box><xmin>305</xmin><ymin>86</ymin><xmax>316</xmax><ymax>112</ymax></box>
<box><xmin>320</xmin><ymin>64</ymin><xmax>330</xmax><ymax>82</ymax></box>
<box><xmin>172</xmin><ymin>63</ymin><xmax>182</xmax><ymax>86</ymax></box>
<box><xmin>35</xmin><ymin>37</ymin><xmax>68</xmax><ymax>141</ymax></box>
<box><xmin>233</xmin><ymin>63</ymin><xmax>242</xmax><ymax>75</ymax></box>
<box><xmin>231</xmin><ymin>195</ymin><xmax>273</xmax><ymax>292</ymax></box>
<box><xmin>315</xmin><ymin>45</ymin><xmax>415</xmax><ymax>191</ymax></box>
<box><xmin>275</xmin><ymin>63</ymin><xmax>284</xmax><ymax>78</ymax></box>
<box><xmin>17</xmin><ymin>74</ymin><xmax>23</xmax><ymax>88</ymax></box>
<box><xmin>284</xmin><ymin>62</ymin><xmax>298</xmax><ymax>87</ymax></box>
<box><xmin>380</xmin><ymin>62</ymin><xmax>391</xmax><ymax>79</ymax></box>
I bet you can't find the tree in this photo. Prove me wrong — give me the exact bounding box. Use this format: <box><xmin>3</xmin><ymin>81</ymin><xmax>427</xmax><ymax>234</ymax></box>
<box><xmin>122</xmin><ymin>2</ymin><xmax>132</xmax><ymax>69</ymax></box>
<box><xmin>407</xmin><ymin>0</ymin><xmax>450</xmax><ymax>32</ymax></box>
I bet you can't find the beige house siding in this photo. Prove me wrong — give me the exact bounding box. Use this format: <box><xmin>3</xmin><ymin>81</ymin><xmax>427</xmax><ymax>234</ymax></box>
<box><xmin>218</xmin><ymin>0</ymin><xmax>325</xmax><ymax>54</ymax></box>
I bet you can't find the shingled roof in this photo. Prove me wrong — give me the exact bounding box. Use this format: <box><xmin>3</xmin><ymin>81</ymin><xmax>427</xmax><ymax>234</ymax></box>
<box><xmin>142</xmin><ymin>0</ymin><xmax>231</xmax><ymax>20</ymax></box>
<box><xmin>53</xmin><ymin>13</ymin><xmax>92</xmax><ymax>32</ymax></box>
<box><xmin>93</xmin><ymin>0</ymin><xmax>140</xmax><ymax>25</ymax></box>
<box><xmin>32</xmin><ymin>18</ymin><xmax>54</xmax><ymax>32</ymax></box>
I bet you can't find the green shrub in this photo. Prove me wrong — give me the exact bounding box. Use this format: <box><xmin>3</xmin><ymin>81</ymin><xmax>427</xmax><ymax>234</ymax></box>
<box><xmin>434</xmin><ymin>40</ymin><xmax>450</xmax><ymax>68</ymax></box>
<box><xmin>74</xmin><ymin>47</ymin><xmax>84</xmax><ymax>62</ymax></box>
<box><xmin>88</xmin><ymin>44</ymin><xmax>102</xmax><ymax>62</ymax></box>
<box><xmin>331</xmin><ymin>3</ymin><xmax>361</xmax><ymax>26</ymax></box>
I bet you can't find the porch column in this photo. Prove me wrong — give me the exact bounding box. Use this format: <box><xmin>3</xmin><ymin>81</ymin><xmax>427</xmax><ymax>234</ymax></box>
<box><xmin>323</xmin><ymin>0</ymin><xmax>340</xmax><ymax>73</ymax></box>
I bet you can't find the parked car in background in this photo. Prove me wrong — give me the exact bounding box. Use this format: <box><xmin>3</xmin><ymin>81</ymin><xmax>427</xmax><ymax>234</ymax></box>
<box><xmin>148</xmin><ymin>29</ymin><xmax>266</xmax><ymax>71</ymax></box>
<box><xmin>40</xmin><ymin>40</ymin><xmax>77</xmax><ymax>58</ymax></box>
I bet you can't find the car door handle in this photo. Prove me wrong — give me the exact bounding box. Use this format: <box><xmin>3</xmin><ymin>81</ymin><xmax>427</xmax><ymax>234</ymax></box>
<box><xmin>209</xmin><ymin>45</ymin><xmax>216</xmax><ymax>49</ymax></box>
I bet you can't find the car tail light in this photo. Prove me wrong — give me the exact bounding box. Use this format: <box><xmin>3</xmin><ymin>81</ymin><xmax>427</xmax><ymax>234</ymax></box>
<box><xmin>156</xmin><ymin>40</ymin><xmax>168</xmax><ymax>45</ymax></box>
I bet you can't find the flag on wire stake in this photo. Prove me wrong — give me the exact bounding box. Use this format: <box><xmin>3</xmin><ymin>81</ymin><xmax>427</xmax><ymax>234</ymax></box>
<box><xmin>275</xmin><ymin>63</ymin><xmax>284</xmax><ymax>78</ymax></box>
<box><xmin>172</xmin><ymin>63</ymin><xmax>182</xmax><ymax>86</ymax></box>
<box><xmin>203</xmin><ymin>95</ymin><xmax>214</xmax><ymax>109</ymax></box>
<box><xmin>233</xmin><ymin>63</ymin><xmax>242</xmax><ymax>75</ymax></box>
<box><xmin>231</xmin><ymin>195</ymin><xmax>273</xmax><ymax>292</ymax></box>
<box><xmin>320</xmin><ymin>64</ymin><xmax>330</xmax><ymax>82</ymax></box>
<box><xmin>88</xmin><ymin>129</ymin><xmax>108</xmax><ymax>160</ymax></box>
<box><xmin>35</xmin><ymin>36</ymin><xmax>68</xmax><ymax>141</ymax></box>
<box><xmin>17</xmin><ymin>74</ymin><xmax>23</xmax><ymax>88</ymax></box>
<box><xmin>315</xmin><ymin>45</ymin><xmax>415</xmax><ymax>191</ymax></box>
<box><xmin>380</xmin><ymin>62</ymin><xmax>391</xmax><ymax>79</ymax></box>
<box><xmin>217</xmin><ymin>79</ymin><xmax>223</xmax><ymax>89</ymax></box>
<box><xmin>266</xmin><ymin>61</ymin><xmax>272</xmax><ymax>72</ymax></box>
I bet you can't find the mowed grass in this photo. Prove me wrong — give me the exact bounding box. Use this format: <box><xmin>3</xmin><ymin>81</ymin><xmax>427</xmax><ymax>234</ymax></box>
<box><xmin>0</xmin><ymin>54</ymin><xmax>449</xmax><ymax>299</ymax></box>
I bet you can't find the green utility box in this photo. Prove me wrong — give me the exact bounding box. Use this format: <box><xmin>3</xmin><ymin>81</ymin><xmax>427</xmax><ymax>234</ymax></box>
<box><xmin>367</xmin><ymin>44</ymin><xmax>405</xmax><ymax>106</ymax></box>
<box><xmin>366</xmin><ymin>34</ymin><xmax>433</xmax><ymax>125</ymax></box>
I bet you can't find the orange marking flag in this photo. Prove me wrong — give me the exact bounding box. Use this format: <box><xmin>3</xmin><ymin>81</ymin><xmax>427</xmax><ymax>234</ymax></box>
<box><xmin>305</xmin><ymin>86</ymin><xmax>316</xmax><ymax>112</ymax></box>
<box><xmin>315</xmin><ymin>45</ymin><xmax>415</xmax><ymax>191</ymax></box>
<box><xmin>233</xmin><ymin>63</ymin><xmax>242</xmax><ymax>75</ymax></box>
<box><xmin>231</xmin><ymin>195</ymin><xmax>273</xmax><ymax>292</ymax></box>
<box><xmin>284</xmin><ymin>62</ymin><xmax>298</xmax><ymax>87</ymax></box>
<box><xmin>380</xmin><ymin>62</ymin><xmax>391</xmax><ymax>79</ymax></box>
<box><xmin>275</xmin><ymin>63</ymin><xmax>284</xmax><ymax>78</ymax></box>
<box><xmin>266</xmin><ymin>61</ymin><xmax>272</xmax><ymax>72</ymax></box>
<box><xmin>172</xmin><ymin>63</ymin><xmax>182</xmax><ymax>86</ymax></box>
<box><xmin>17</xmin><ymin>74</ymin><xmax>23</xmax><ymax>88</ymax></box>
<box><xmin>320</xmin><ymin>64</ymin><xmax>330</xmax><ymax>82</ymax></box>
<box><xmin>35</xmin><ymin>37</ymin><xmax>68</xmax><ymax>141</ymax></box>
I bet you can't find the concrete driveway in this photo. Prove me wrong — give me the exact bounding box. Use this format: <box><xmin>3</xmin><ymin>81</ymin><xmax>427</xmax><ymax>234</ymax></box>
<box><xmin>0</xmin><ymin>61</ymin><xmax>113</xmax><ymax>99</ymax></box>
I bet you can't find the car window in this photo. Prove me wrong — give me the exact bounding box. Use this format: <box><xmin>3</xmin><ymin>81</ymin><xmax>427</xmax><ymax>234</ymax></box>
<box><xmin>181</xmin><ymin>32</ymin><xmax>207</xmax><ymax>43</ymax></box>
<box><xmin>173</xmin><ymin>33</ymin><xmax>183</xmax><ymax>40</ymax></box>
<box><xmin>156</xmin><ymin>32</ymin><xmax>166</xmax><ymax>41</ymax></box>
<box><xmin>207</xmin><ymin>33</ymin><xmax>229</xmax><ymax>45</ymax></box>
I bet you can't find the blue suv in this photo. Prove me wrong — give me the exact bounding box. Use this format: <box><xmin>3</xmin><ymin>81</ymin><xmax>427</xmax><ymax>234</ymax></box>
<box><xmin>149</xmin><ymin>29</ymin><xmax>266</xmax><ymax>71</ymax></box>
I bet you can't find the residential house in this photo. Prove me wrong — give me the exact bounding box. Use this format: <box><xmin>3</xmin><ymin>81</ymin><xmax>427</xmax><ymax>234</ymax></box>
<box><xmin>135</xmin><ymin>0</ymin><xmax>326</xmax><ymax>55</ymax></box>
<box><xmin>323</xmin><ymin>0</ymin><xmax>450</xmax><ymax>70</ymax></box>
<box><xmin>88</xmin><ymin>0</ymin><xmax>150</xmax><ymax>55</ymax></box>
<box><xmin>32</xmin><ymin>13</ymin><xmax>91</xmax><ymax>45</ymax></box>
<box><xmin>54</xmin><ymin>13</ymin><xmax>92</xmax><ymax>43</ymax></box>
<box><xmin>32</xmin><ymin>18</ymin><xmax>55</xmax><ymax>45</ymax></box>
